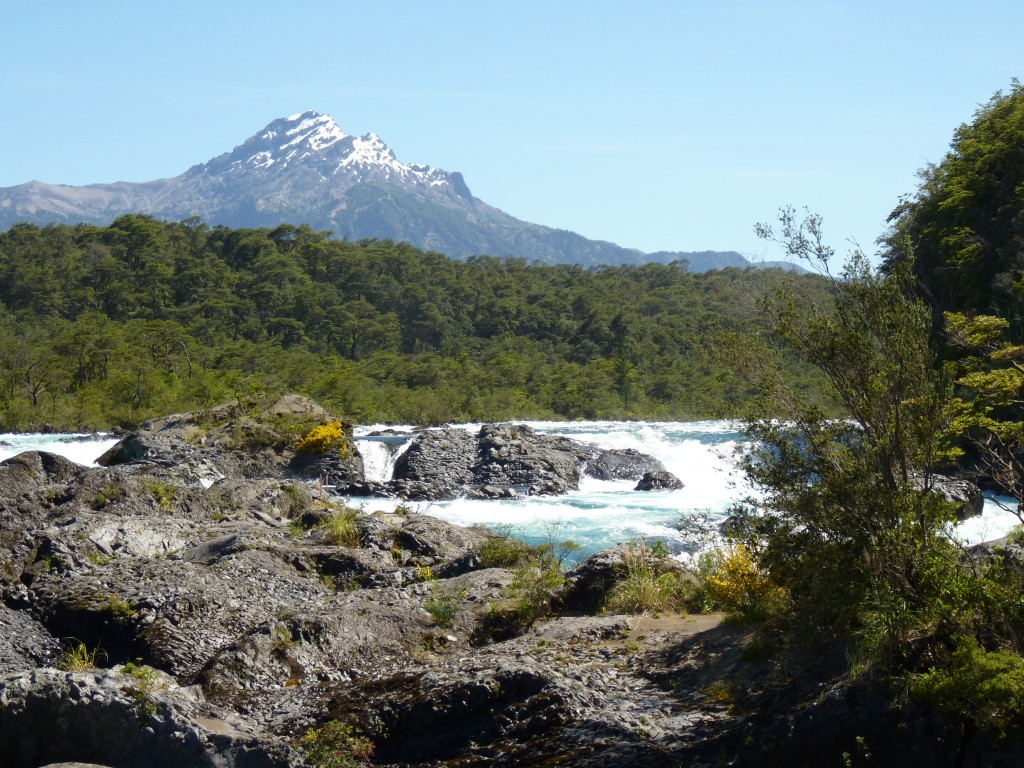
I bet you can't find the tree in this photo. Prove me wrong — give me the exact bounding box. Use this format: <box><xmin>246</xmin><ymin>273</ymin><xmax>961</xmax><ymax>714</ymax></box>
<box><xmin>732</xmin><ymin>209</ymin><xmax>965</xmax><ymax>656</ymax></box>
<box><xmin>884</xmin><ymin>81</ymin><xmax>1024</xmax><ymax>333</ymax></box>
<box><xmin>945</xmin><ymin>311</ymin><xmax>1024</xmax><ymax>520</ymax></box>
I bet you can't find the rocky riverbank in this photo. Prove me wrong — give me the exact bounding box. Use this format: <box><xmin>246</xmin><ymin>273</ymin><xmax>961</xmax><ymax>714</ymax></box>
<box><xmin>1</xmin><ymin>397</ymin><xmax>1019</xmax><ymax>767</ymax></box>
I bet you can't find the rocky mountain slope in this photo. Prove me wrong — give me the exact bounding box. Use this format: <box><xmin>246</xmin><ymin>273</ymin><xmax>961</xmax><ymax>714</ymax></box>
<box><xmin>0</xmin><ymin>112</ymin><xmax>793</xmax><ymax>271</ymax></box>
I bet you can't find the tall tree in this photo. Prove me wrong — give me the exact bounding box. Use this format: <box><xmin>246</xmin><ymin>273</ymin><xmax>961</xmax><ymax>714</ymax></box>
<box><xmin>884</xmin><ymin>81</ymin><xmax>1024</xmax><ymax>332</ymax></box>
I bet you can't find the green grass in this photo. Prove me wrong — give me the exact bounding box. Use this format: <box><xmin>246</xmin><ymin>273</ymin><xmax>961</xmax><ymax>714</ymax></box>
<box><xmin>321</xmin><ymin>505</ymin><xmax>361</xmax><ymax>547</ymax></box>
<box><xmin>57</xmin><ymin>640</ymin><xmax>107</xmax><ymax>671</ymax></box>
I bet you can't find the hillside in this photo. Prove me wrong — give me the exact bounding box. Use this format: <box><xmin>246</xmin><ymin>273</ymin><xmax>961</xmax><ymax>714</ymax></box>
<box><xmin>0</xmin><ymin>218</ymin><xmax>827</xmax><ymax>430</ymax></box>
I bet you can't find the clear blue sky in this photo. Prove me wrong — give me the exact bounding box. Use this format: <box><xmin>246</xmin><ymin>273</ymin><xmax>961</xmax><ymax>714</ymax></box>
<box><xmin>3</xmin><ymin>1</ymin><xmax>1022</xmax><ymax>262</ymax></box>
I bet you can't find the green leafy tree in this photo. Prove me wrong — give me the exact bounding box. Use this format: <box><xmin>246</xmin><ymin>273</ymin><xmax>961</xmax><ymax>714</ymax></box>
<box><xmin>733</xmin><ymin>209</ymin><xmax>965</xmax><ymax>658</ymax></box>
<box><xmin>884</xmin><ymin>80</ymin><xmax>1024</xmax><ymax>333</ymax></box>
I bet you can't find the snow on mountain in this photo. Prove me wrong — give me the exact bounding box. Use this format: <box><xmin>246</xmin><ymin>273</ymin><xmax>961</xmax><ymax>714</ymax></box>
<box><xmin>204</xmin><ymin>111</ymin><xmax>464</xmax><ymax>198</ymax></box>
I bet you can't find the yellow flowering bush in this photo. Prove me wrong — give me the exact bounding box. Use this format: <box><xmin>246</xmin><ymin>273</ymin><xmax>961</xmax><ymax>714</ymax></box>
<box><xmin>295</xmin><ymin>420</ymin><xmax>351</xmax><ymax>457</ymax></box>
<box><xmin>700</xmin><ymin>543</ymin><xmax>788</xmax><ymax>621</ymax></box>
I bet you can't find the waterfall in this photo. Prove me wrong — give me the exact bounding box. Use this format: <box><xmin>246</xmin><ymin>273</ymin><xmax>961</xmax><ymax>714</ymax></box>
<box><xmin>356</xmin><ymin>434</ymin><xmax>414</xmax><ymax>483</ymax></box>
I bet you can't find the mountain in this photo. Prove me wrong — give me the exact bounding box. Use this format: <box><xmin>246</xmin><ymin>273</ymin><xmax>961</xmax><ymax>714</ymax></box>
<box><xmin>0</xmin><ymin>111</ymin><xmax>783</xmax><ymax>271</ymax></box>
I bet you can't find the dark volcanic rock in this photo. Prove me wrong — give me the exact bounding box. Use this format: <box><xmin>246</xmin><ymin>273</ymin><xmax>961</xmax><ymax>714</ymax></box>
<box><xmin>932</xmin><ymin>474</ymin><xmax>984</xmax><ymax>521</ymax></box>
<box><xmin>0</xmin><ymin>603</ymin><xmax>60</xmax><ymax>675</ymax></box>
<box><xmin>98</xmin><ymin>395</ymin><xmax>364</xmax><ymax>486</ymax></box>
<box><xmin>0</xmin><ymin>668</ymin><xmax>299</xmax><ymax>768</ymax></box>
<box><xmin>390</xmin><ymin>428</ymin><xmax>476</xmax><ymax>490</ymax></box>
<box><xmin>634</xmin><ymin>470</ymin><xmax>684</xmax><ymax>491</ymax></box>
<box><xmin>365</xmin><ymin>423</ymin><xmax>668</xmax><ymax>500</ymax></box>
<box><xmin>472</xmin><ymin>423</ymin><xmax>583</xmax><ymax>494</ymax></box>
<box><xmin>586</xmin><ymin>448</ymin><xmax>666</xmax><ymax>481</ymax></box>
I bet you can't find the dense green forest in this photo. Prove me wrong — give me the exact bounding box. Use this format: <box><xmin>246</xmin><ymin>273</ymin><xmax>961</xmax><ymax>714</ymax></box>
<box><xmin>0</xmin><ymin>217</ymin><xmax>830</xmax><ymax>431</ymax></box>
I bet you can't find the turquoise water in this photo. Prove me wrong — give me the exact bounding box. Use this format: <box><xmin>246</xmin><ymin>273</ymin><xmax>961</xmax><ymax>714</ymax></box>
<box><xmin>5</xmin><ymin>423</ymin><xmax>1017</xmax><ymax>562</ymax></box>
<box><xmin>354</xmin><ymin>421</ymin><xmax>759</xmax><ymax>561</ymax></box>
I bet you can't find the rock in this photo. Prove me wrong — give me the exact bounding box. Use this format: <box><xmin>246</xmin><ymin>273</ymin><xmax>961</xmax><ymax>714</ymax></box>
<box><xmin>587</xmin><ymin>448</ymin><xmax>666</xmax><ymax>481</ymax></box>
<box><xmin>634</xmin><ymin>470</ymin><xmax>684</xmax><ymax>491</ymax></box>
<box><xmin>0</xmin><ymin>603</ymin><xmax>60</xmax><ymax>675</ymax></box>
<box><xmin>365</xmin><ymin>423</ymin><xmax>666</xmax><ymax>500</ymax></box>
<box><xmin>931</xmin><ymin>474</ymin><xmax>984</xmax><ymax>521</ymax></box>
<box><xmin>0</xmin><ymin>451</ymin><xmax>86</xmax><ymax>489</ymax></box>
<box><xmin>97</xmin><ymin>395</ymin><xmax>364</xmax><ymax>486</ymax></box>
<box><xmin>472</xmin><ymin>423</ymin><xmax>582</xmax><ymax>494</ymax></box>
<box><xmin>390</xmin><ymin>427</ymin><xmax>477</xmax><ymax>491</ymax></box>
<box><xmin>0</xmin><ymin>668</ymin><xmax>300</xmax><ymax>767</ymax></box>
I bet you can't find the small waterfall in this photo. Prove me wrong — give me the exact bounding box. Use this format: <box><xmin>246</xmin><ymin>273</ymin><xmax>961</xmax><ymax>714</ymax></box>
<box><xmin>356</xmin><ymin>435</ymin><xmax>415</xmax><ymax>483</ymax></box>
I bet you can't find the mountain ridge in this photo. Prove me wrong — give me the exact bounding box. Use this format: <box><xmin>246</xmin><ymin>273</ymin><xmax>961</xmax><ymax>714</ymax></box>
<box><xmin>0</xmin><ymin>112</ymin><xmax>796</xmax><ymax>272</ymax></box>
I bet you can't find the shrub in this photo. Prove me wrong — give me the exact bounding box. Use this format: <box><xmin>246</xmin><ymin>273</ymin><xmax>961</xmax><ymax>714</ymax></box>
<box><xmin>147</xmin><ymin>480</ymin><xmax>176</xmax><ymax>511</ymax></box>
<box><xmin>910</xmin><ymin>638</ymin><xmax>1024</xmax><ymax>739</ymax></box>
<box><xmin>106</xmin><ymin>593</ymin><xmax>136</xmax><ymax>618</ymax></box>
<box><xmin>120</xmin><ymin>660</ymin><xmax>161</xmax><ymax>718</ymax></box>
<box><xmin>699</xmin><ymin>544</ymin><xmax>788</xmax><ymax>622</ymax></box>
<box><xmin>425</xmin><ymin>583</ymin><xmax>466</xmax><ymax>628</ymax></box>
<box><xmin>298</xmin><ymin>720</ymin><xmax>374</xmax><ymax>768</ymax></box>
<box><xmin>472</xmin><ymin>531</ymin><xmax>579</xmax><ymax>643</ymax></box>
<box><xmin>477</xmin><ymin>526</ymin><xmax>534</xmax><ymax>568</ymax></box>
<box><xmin>508</xmin><ymin>536</ymin><xmax>579</xmax><ymax>628</ymax></box>
<box><xmin>295</xmin><ymin>420</ymin><xmax>351</xmax><ymax>457</ymax></box>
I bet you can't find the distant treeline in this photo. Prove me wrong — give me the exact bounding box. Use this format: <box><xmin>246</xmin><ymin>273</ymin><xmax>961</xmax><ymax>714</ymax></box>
<box><xmin>0</xmin><ymin>216</ymin><xmax>831</xmax><ymax>430</ymax></box>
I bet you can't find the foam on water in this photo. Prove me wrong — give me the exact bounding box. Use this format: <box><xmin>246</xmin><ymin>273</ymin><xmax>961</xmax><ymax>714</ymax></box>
<box><xmin>0</xmin><ymin>433</ymin><xmax>119</xmax><ymax>467</ymax></box>
<box><xmin>347</xmin><ymin>421</ymin><xmax>752</xmax><ymax>560</ymax></box>
<box><xmin>346</xmin><ymin>420</ymin><xmax>1011</xmax><ymax>561</ymax></box>
<box><xmin>953</xmin><ymin>495</ymin><xmax>1022</xmax><ymax>545</ymax></box>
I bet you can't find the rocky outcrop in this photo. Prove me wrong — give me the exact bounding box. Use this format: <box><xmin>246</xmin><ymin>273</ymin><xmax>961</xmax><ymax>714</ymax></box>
<box><xmin>378</xmin><ymin>423</ymin><xmax>671</xmax><ymax>500</ymax></box>
<box><xmin>98</xmin><ymin>395</ymin><xmax>365</xmax><ymax>486</ymax></box>
<box><xmin>4</xmin><ymin>401</ymin><xmax>1022</xmax><ymax>766</ymax></box>
<box><xmin>586</xmin><ymin>447</ymin><xmax>665</xmax><ymax>481</ymax></box>
<box><xmin>932</xmin><ymin>474</ymin><xmax>985</xmax><ymax>521</ymax></box>
<box><xmin>390</xmin><ymin>427</ymin><xmax>477</xmax><ymax>494</ymax></box>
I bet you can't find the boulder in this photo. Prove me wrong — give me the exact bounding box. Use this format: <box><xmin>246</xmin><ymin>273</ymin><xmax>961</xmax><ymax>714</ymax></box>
<box><xmin>931</xmin><ymin>474</ymin><xmax>984</xmax><ymax>521</ymax></box>
<box><xmin>390</xmin><ymin>427</ymin><xmax>476</xmax><ymax>491</ymax></box>
<box><xmin>586</xmin><ymin>448</ymin><xmax>666</xmax><ymax>481</ymax></box>
<box><xmin>98</xmin><ymin>396</ymin><xmax>364</xmax><ymax>486</ymax></box>
<box><xmin>634</xmin><ymin>470</ymin><xmax>684</xmax><ymax>491</ymax></box>
<box><xmin>365</xmin><ymin>423</ymin><xmax>666</xmax><ymax>500</ymax></box>
<box><xmin>471</xmin><ymin>423</ymin><xmax>582</xmax><ymax>494</ymax></box>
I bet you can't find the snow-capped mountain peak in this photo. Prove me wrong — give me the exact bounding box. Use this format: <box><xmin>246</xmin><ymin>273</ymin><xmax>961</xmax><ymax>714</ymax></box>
<box><xmin>228</xmin><ymin>112</ymin><xmax>457</xmax><ymax>193</ymax></box>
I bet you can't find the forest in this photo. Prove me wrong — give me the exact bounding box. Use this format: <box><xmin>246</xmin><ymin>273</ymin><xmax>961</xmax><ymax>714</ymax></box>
<box><xmin>0</xmin><ymin>217</ymin><xmax>829</xmax><ymax>431</ymax></box>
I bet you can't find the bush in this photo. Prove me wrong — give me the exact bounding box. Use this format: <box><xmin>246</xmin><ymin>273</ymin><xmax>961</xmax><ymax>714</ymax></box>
<box><xmin>298</xmin><ymin>720</ymin><xmax>374</xmax><ymax>768</ymax></box>
<box><xmin>295</xmin><ymin>420</ymin><xmax>350</xmax><ymax>456</ymax></box>
<box><xmin>472</xmin><ymin>532</ymin><xmax>579</xmax><ymax>643</ymax></box>
<box><xmin>698</xmin><ymin>544</ymin><xmax>788</xmax><ymax>622</ymax></box>
<box><xmin>321</xmin><ymin>506</ymin><xmax>361</xmax><ymax>547</ymax></box>
<box><xmin>477</xmin><ymin>526</ymin><xmax>534</xmax><ymax>568</ymax></box>
<box><xmin>425</xmin><ymin>583</ymin><xmax>466</xmax><ymax>628</ymax></box>
<box><xmin>910</xmin><ymin>638</ymin><xmax>1024</xmax><ymax>739</ymax></box>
